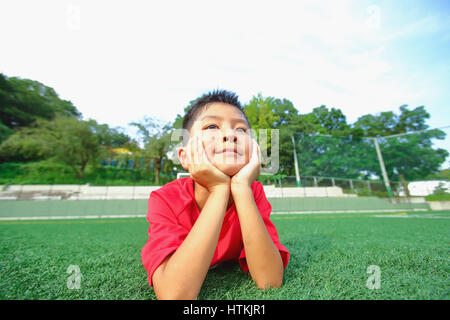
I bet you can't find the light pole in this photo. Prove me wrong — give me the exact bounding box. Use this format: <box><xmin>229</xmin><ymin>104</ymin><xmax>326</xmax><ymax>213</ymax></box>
<box><xmin>291</xmin><ymin>135</ymin><xmax>301</xmax><ymax>187</ymax></box>
<box><xmin>372</xmin><ymin>137</ymin><xmax>393</xmax><ymax>199</ymax></box>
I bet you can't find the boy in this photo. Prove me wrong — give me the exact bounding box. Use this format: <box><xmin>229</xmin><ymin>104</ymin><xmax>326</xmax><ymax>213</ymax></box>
<box><xmin>141</xmin><ymin>90</ymin><xmax>289</xmax><ymax>300</ymax></box>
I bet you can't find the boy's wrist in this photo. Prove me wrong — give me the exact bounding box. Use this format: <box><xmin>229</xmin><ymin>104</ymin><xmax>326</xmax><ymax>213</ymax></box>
<box><xmin>209</xmin><ymin>183</ymin><xmax>231</xmax><ymax>194</ymax></box>
<box><xmin>231</xmin><ymin>182</ymin><xmax>252</xmax><ymax>195</ymax></box>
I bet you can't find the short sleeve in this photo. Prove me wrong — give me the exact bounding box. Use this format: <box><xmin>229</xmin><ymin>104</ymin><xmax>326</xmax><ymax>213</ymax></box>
<box><xmin>141</xmin><ymin>191</ymin><xmax>189</xmax><ymax>287</ymax></box>
<box><xmin>238</xmin><ymin>182</ymin><xmax>290</xmax><ymax>273</ymax></box>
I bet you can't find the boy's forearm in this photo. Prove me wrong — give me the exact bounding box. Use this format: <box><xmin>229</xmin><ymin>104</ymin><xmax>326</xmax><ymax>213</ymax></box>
<box><xmin>154</xmin><ymin>186</ymin><xmax>230</xmax><ymax>299</ymax></box>
<box><xmin>232</xmin><ymin>186</ymin><xmax>284</xmax><ymax>289</ymax></box>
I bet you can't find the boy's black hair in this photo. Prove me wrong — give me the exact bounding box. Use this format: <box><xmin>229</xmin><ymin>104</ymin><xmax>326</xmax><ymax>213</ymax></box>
<box><xmin>182</xmin><ymin>89</ymin><xmax>250</xmax><ymax>134</ymax></box>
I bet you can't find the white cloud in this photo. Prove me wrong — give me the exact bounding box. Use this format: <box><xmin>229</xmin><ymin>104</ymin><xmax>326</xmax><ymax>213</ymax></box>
<box><xmin>0</xmin><ymin>0</ymin><xmax>449</xmax><ymax>136</ymax></box>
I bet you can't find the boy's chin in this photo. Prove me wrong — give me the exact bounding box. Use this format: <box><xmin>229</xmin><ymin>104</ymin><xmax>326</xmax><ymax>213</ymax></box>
<box><xmin>215</xmin><ymin>163</ymin><xmax>245</xmax><ymax>177</ymax></box>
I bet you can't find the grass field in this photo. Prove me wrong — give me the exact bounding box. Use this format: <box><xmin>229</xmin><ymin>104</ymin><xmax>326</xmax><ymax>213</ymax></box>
<box><xmin>0</xmin><ymin>211</ymin><xmax>449</xmax><ymax>300</ymax></box>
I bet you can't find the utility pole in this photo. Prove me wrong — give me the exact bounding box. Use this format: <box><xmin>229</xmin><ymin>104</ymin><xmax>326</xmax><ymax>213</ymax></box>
<box><xmin>291</xmin><ymin>135</ymin><xmax>301</xmax><ymax>187</ymax></box>
<box><xmin>373</xmin><ymin>137</ymin><xmax>393</xmax><ymax>199</ymax></box>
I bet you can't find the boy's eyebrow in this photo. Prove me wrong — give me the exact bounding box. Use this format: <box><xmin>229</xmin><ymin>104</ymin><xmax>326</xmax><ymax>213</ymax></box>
<box><xmin>200</xmin><ymin>115</ymin><xmax>249</xmax><ymax>126</ymax></box>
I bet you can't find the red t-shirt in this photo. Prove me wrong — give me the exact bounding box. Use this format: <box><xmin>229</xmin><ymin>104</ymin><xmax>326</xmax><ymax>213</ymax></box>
<box><xmin>141</xmin><ymin>177</ymin><xmax>290</xmax><ymax>287</ymax></box>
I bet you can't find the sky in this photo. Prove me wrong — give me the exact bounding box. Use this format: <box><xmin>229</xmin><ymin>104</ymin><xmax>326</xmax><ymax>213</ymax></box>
<box><xmin>0</xmin><ymin>0</ymin><xmax>449</xmax><ymax>156</ymax></box>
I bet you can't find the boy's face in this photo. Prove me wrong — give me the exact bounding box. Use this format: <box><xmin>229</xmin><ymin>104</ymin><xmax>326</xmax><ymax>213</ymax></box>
<box><xmin>179</xmin><ymin>102</ymin><xmax>252</xmax><ymax>177</ymax></box>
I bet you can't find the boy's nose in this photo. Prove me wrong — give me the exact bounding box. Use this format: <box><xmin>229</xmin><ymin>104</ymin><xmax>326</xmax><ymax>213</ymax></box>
<box><xmin>223</xmin><ymin>132</ymin><xmax>237</xmax><ymax>143</ymax></box>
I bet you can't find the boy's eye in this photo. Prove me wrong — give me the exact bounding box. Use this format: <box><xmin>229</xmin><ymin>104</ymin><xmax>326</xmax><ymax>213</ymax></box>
<box><xmin>205</xmin><ymin>124</ymin><xmax>218</xmax><ymax>130</ymax></box>
<box><xmin>236</xmin><ymin>127</ymin><xmax>247</xmax><ymax>133</ymax></box>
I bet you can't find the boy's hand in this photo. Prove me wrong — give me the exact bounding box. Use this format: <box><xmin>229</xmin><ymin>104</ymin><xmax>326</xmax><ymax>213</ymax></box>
<box><xmin>231</xmin><ymin>139</ymin><xmax>261</xmax><ymax>192</ymax></box>
<box><xmin>187</xmin><ymin>136</ymin><xmax>230</xmax><ymax>192</ymax></box>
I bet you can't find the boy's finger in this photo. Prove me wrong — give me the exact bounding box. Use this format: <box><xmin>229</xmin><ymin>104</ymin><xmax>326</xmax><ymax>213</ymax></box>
<box><xmin>200</xmin><ymin>137</ymin><xmax>209</xmax><ymax>164</ymax></box>
<box><xmin>256</xmin><ymin>140</ymin><xmax>261</xmax><ymax>162</ymax></box>
<box><xmin>192</xmin><ymin>136</ymin><xmax>200</xmax><ymax>166</ymax></box>
<box><xmin>251</xmin><ymin>139</ymin><xmax>260</xmax><ymax>163</ymax></box>
<box><xmin>191</xmin><ymin>136</ymin><xmax>199</xmax><ymax>166</ymax></box>
<box><xmin>186</xmin><ymin>137</ymin><xmax>193</xmax><ymax>166</ymax></box>
<box><xmin>197</xmin><ymin>135</ymin><xmax>205</xmax><ymax>164</ymax></box>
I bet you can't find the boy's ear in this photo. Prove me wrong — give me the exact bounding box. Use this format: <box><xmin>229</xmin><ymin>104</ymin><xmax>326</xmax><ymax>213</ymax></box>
<box><xmin>178</xmin><ymin>146</ymin><xmax>189</xmax><ymax>171</ymax></box>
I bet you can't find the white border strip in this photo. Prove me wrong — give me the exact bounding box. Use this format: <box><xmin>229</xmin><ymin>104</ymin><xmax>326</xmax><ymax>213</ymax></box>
<box><xmin>271</xmin><ymin>208</ymin><xmax>429</xmax><ymax>214</ymax></box>
<box><xmin>0</xmin><ymin>208</ymin><xmax>431</xmax><ymax>221</ymax></box>
<box><xmin>0</xmin><ymin>214</ymin><xmax>146</xmax><ymax>221</ymax></box>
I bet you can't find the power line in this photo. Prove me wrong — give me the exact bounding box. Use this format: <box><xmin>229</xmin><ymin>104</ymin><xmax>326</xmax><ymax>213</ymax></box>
<box><xmin>293</xmin><ymin>125</ymin><xmax>450</xmax><ymax>140</ymax></box>
<box><xmin>375</xmin><ymin>125</ymin><xmax>450</xmax><ymax>139</ymax></box>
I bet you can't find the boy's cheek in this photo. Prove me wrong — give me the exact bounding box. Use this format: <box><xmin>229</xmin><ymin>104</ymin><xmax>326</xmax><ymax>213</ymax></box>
<box><xmin>202</xmin><ymin>136</ymin><xmax>218</xmax><ymax>161</ymax></box>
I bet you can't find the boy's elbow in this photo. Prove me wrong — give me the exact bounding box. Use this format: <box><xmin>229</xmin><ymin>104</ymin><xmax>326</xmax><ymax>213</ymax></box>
<box><xmin>156</xmin><ymin>287</ymin><xmax>199</xmax><ymax>300</ymax></box>
<box><xmin>254</xmin><ymin>263</ymin><xmax>284</xmax><ymax>289</ymax></box>
<box><xmin>157</xmin><ymin>292</ymin><xmax>198</xmax><ymax>300</ymax></box>
<box><xmin>155</xmin><ymin>287</ymin><xmax>198</xmax><ymax>300</ymax></box>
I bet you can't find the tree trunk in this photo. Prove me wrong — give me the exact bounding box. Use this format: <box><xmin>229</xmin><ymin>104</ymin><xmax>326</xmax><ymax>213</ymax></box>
<box><xmin>399</xmin><ymin>173</ymin><xmax>410</xmax><ymax>197</ymax></box>
<box><xmin>74</xmin><ymin>160</ymin><xmax>89</xmax><ymax>180</ymax></box>
<box><xmin>154</xmin><ymin>157</ymin><xmax>161</xmax><ymax>185</ymax></box>
<box><xmin>155</xmin><ymin>169</ymin><xmax>160</xmax><ymax>185</ymax></box>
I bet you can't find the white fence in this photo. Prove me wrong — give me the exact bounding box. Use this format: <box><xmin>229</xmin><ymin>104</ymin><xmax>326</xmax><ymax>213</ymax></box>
<box><xmin>0</xmin><ymin>183</ymin><xmax>351</xmax><ymax>200</ymax></box>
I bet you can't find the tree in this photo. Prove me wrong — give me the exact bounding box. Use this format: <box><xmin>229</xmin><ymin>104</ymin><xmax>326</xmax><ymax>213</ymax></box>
<box><xmin>307</xmin><ymin>105</ymin><xmax>351</xmax><ymax>134</ymax></box>
<box><xmin>242</xmin><ymin>94</ymin><xmax>320</xmax><ymax>176</ymax></box>
<box><xmin>51</xmin><ymin>118</ymin><xmax>104</xmax><ymax>179</ymax></box>
<box><xmin>244</xmin><ymin>93</ymin><xmax>280</xmax><ymax>131</ymax></box>
<box><xmin>0</xmin><ymin>73</ymin><xmax>81</xmax><ymax>144</ymax></box>
<box><xmin>0</xmin><ymin>119</ymin><xmax>53</xmax><ymax>162</ymax></box>
<box><xmin>130</xmin><ymin>117</ymin><xmax>176</xmax><ymax>185</ymax></box>
<box><xmin>292</xmin><ymin>105</ymin><xmax>369</xmax><ymax>179</ymax></box>
<box><xmin>0</xmin><ymin>117</ymin><xmax>104</xmax><ymax>179</ymax></box>
<box><xmin>0</xmin><ymin>120</ymin><xmax>12</xmax><ymax>143</ymax></box>
<box><xmin>353</xmin><ymin>105</ymin><xmax>448</xmax><ymax>183</ymax></box>
<box><xmin>263</xmin><ymin>98</ymin><xmax>315</xmax><ymax>176</ymax></box>
<box><xmin>0</xmin><ymin>74</ymin><xmax>80</xmax><ymax>128</ymax></box>
<box><xmin>291</xmin><ymin>104</ymin><xmax>447</xmax><ymax>184</ymax></box>
<box><xmin>90</xmin><ymin>122</ymin><xmax>136</xmax><ymax>149</ymax></box>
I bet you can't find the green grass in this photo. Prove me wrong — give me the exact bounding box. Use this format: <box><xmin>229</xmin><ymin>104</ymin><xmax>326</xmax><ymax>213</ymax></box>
<box><xmin>426</xmin><ymin>193</ymin><xmax>450</xmax><ymax>201</ymax></box>
<box><xmin>0</xmin><ymin>211</ymin><xmax>449</xmax><ymax>300</ymax></box>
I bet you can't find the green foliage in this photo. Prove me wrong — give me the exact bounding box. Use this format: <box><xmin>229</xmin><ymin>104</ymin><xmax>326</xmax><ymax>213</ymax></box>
<box><xmin>350</xmin><ymin>105</ymin><xmax>448</xmax><ymax>181</ymax></box>
<box><xmin>379</xmin><ymin>130</ymin><xmax>448</xmax><ymax>181</ymax></box>
<box><xmin>309</xmin><ymin>105</ymin><xmax>351</xmax><ymax>134</ymax></box>
<box><xmin>0</xmin><ymin>161</ymin><xmax>173</xmax><ymax>186</ymax></box>
<box><xmin>0</xmin><ymin>161</ymin><xmax>78</xmax><ymax>185</ymax></box>
<box><xmin>49</xmin><ymin>118</ymin><xmax>103</xmax><ymax>179</ymax></box>
<box><xmin>0</xmin><ymin>122</ymin><xmax>53</xmax><ymax>162</ymax></box>
<box><xmin>242</xmin><ymin>97</ymin><xmax>447</xmax><ymax>182</ymax></box>
<box><xmin>243</xmin><ymin>95</ymin><xmax>315</xmax><ymax>176</ymax></box>
<box><xmin>244</xmin><ymin>93</ymin><xmax>280</xmax><ymax>130</ymax></box>
<box><xmin>293</xmin><ymin>105</ymin><xmax>448</xmax><ymax>181</ymax></box>
<box><xmin>0</xmin><ymin>120</ymin><xmax>12</xmax><ymax>143</ymax></box>
<box><xmin>1</xmin><ymin>73</ymin><xmax>447</xmax><ymax>186</ymax></box>
<box><xmin>90</xmin><ymin>122</ymin><xmax>136</xmax><ymax>148</ymax></box>
<box><xmin>0</xmin><ymin>117</ymin><xmax>131</xmax><ymax>179</ymax></box>
<box><xmin>425</xmin><ymin>193</ymin><xmax>450</xmax><ymax>201</ymax></box>
<box><xmin>426</xmin><ymin>169</ymin><xmax>450</xmax><ymax>180</ymax></box>
<box><xmin>257</xmin><ymin>174</ymin><xmax>287</xmax><ymax>185</ymax></box>
<box><xmin>0</xmin><ymin>73</ymin><xmax>135</xmax><ymax>169</ymax></box>
<box><xmin>130</xmin><ymin>117</ymin><xmax>179</xmax><ymax>185</ymax></box>
<box><xmin>0</xmin><ymin>73</ymin><xmax>80</xmax><ymax>134</ymax></box>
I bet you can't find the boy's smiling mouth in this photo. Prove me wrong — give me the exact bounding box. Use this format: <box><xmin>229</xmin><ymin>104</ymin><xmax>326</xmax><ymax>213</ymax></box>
<box><xmin>215</xmin><ymin>146</ymin><xmax>241</xmax><ymax>156</ymax></box>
